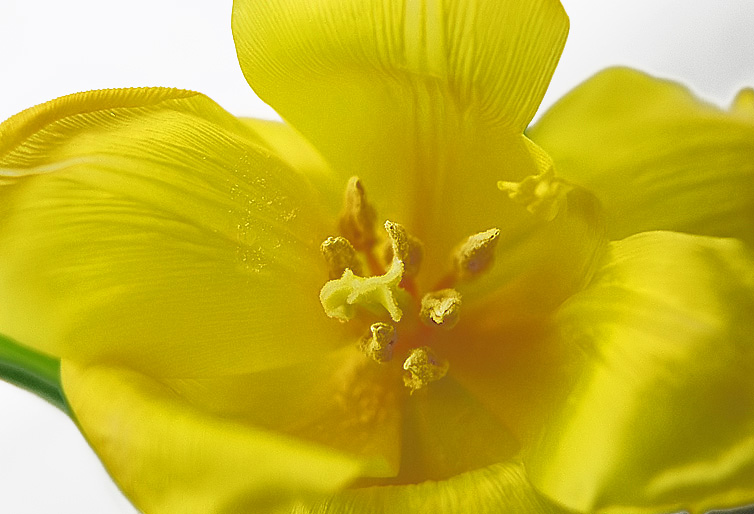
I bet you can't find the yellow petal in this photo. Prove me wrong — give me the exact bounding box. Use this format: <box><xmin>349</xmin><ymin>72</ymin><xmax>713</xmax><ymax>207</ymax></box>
<box><xmin>61</xmin><ymin>361</ymin><xmax>363</xmax><ymax>514</ymax></box>
<box><xmin>163</xmin><ymin>352</ymin><xmax>521</xmax><ymax>487</ymax></box>
<box><xmin>527</xmin><ymin>231</ymin><xmax>754</xmax><ymax>513</ymax></box>
<box><xmin>162</xmin><ymin>346</ymin><xmax>403</xmax><ymax>479</ymax></box>
<box><xmin>239</xmin><ymin>118</ymin><xmax>343</xmax><ymax>209</ymax></box>
<box><xmin>0</xmin><ymin>88</ymin><xmax>350</xmax><ymax>377</ymax></box>
<box><xmin>392</xmin><ymin>376</ymin><xmax>519</xmax><ymax>484</ymax></box>
<box><xmin>529</xmin><ymin>67</ymin><xmax>754</xmax><ymax>247</ymax></box>
<box><xmin>232</xmin><ymin>0</ymin><xmax>570</xmax><ymax>282</ymax></box>
<box><xmin>291</xmin><ymin>460</ymin><xmax>571</xmax><ymax>514</ymax></box>
<box><xmin>441</xmin><ymin>308</ymin><xmax>581</xmax><ymax>448</ymax></box>
<box><xmin>456</xmin><ymin>181</ymin><xmax>606</xmax><ymax>317</ymax></box>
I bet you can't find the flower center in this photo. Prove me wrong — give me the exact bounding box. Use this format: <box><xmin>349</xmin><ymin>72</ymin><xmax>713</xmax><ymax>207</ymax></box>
<box><xmin>319</xmin><ymin>177</ymin><xmax>500</xmax><ymax>392</ymax></box>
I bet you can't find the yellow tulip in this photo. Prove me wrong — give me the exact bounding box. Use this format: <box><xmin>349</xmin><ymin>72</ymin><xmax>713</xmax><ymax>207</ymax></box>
<box><xmin>1</xmin><ymin>1</ymin><xmax>754</xmax><ymax>513</ymax></box>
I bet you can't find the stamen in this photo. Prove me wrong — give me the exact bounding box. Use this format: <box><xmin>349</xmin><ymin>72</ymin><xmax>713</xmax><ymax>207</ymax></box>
<box><xmin>320</xmin><ymin>258</ymin><xmax>405</xmax><ymax>322</ymax></box>
<box><xmin>498</xmin><ymin>168</ymin><xmax>572</xmax><ymax>221</ymax></box>
<box><xmin>420</xmin><ymin>289</ymin><xmax>462</xmax><ymax>329</ymax></box>
<box><xmin>453</xmin><ymin>228</ymin><xmax>500</xmax><ymax>281</ymax></box>
<box><xmin>339</xmin><ymin>176</ymin><xmax>378</xmax><ymax>251</ymax></box>
<box><xmin>403</xmin><ymin>347</ymin><xmax>449</xmax><ymax>393</ymax></box>
<box><xmin>359</xmin><ymin>322</ymin><xmax>396</xmax><ymax>363</ymax></box>
<box><xmin>383</xmin><ymin>220</ymin><xmax>424</xmax><ymax>277</ymax></box>
<box><xmin>320</xmin><ymin>236</ymin><xmax>363</xmax><ymax>279</ymax></box>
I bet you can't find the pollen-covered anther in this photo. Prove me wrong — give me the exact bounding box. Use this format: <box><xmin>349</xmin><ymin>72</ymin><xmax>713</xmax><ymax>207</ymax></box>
<box><xmin>339</xmin><ymin>176</ymin><xmax>378</xmax><ymax>251</ymax></box>
<box><xmin>453</xmin><ymin>228</ymin><xmax>500</xmax><ymax>281</ymax></box>
<box><xmin>420</xmin><ymin>289</ymin><xmax>462</xmax><ymax>330</ymax></box>
<box><xmin>383</xmin><ymin>220</ymin><xmax>424</xmax><ymax>277</ymax></box>
<box><xmin>497</xmin><ymin>168</ymin><xmax>572</xmax><ymax>221</ymax></box>
<box><xmin>402</xmin><ymin>346</ymin><xmax>449</xmax><ymax>393</ymax></box>
<box><xmin>320</xmin><ymin>236</ymin><xmax>362</xmax><ymax>279</ymax></box>
<box><xmin>359</xmin><ymin>322</ymin><xmax>397</xmax><ymax>363</ymax></box>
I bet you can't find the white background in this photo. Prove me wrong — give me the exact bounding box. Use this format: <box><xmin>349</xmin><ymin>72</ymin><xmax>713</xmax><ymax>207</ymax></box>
<box><xmin>1</xmin><ymin>1</ymin><xmax>753</xmax><ymax>512</ymax></box>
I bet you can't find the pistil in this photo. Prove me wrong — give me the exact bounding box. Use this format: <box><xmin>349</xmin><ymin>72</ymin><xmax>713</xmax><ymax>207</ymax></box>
<box><xmin>319</xmin><ymin>257</ymin><xmax>405</xmax><ymax>322</ymax></box>
<box><xmin>498</xmin><ymin>168</ymin><xmax>572</xmax><ymax>221</ymax></box>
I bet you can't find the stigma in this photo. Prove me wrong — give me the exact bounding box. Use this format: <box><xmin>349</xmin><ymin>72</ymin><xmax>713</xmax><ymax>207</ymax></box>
<box><xmin>319</xmin><ymin>257</ymin><xmax>405</xmax><ymax>322</ymax></box>
<box><xmin>498</xmin><ymin>167</ymin><xmax>572</xmax><ymax>221</ymax></box>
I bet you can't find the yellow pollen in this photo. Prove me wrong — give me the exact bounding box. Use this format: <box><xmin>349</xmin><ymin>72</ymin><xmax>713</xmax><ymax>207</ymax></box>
<box><xmin>403</xmin><ymin>347</ymin><xmax>449</xmax><ymax>392</ymax></box>
<box><xmin>320</xmin><ymin>258</ymin><xmax>405</xmax><ymax>322</ymax></box>
<box><xmin>339</xmin><ymin>176</ymin><xmax>378</xmax><ymax>251</ymax></box>
<box><xmin>453</xmin><ymin>228</ymin><xmax>500</xmax><ymax>280</ymax></box>
<box><xmin>420</xmin><ymin>289</ymin><xmax>462</xmax><ymax>329</ymax></box>
<box><xmin>383</xmin><ymin>220</ymin><xmax>424</xmax><ymax>277</ymax></box>
<box><xmin>497</xmin><ymin>168</ymin><xmax>572</xmax><ymax>221</ymax></box>
<box><xmin>320</xmin><ymin>236</ymin><xmax>363</xmax><ymax>279</ymax></box>
<box><xmin>359</xmin><ymin>322</ymin><xmax>397</xmax><ymax>363</ymax></box>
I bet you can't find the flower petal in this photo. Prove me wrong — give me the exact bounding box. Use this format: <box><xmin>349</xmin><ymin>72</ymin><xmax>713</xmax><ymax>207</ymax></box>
<box><xmin>232</xmin><ymin>0</ymin><xmax>569</xmax><ymax>281</ymax></box>
<box><xmin>239</xmin><ymin>118</ymin><xmax>343</xmax><ymax>209</ymax></box>
<box><xmin>0</xmin><ymin>88</ymin><xmax>350</xmax><ymax>377</ymax></box>
<box><xmin>527</xmin><ymin>231</ymin><xmax>754</xmax><ymax>513</ymax></box>
<box><xmin>161</xmin><ymin>352</ymin><xmax>522</xmax><ymax>486</ymax></box>
<box><xmin>291</xmin><ymin>460</ymin><xmax>571</xmax><ymax>514</ymax></box>
<box><xmin>393</xmin><ymin>376</ymin><xmax>519</xmax><ymax>484</ymax></box>
<box><xmin>441</xmin><ymin>306</ymin><xmax>581</xmax><ymax>449</ymax></box>
<box><xmin>457</xmin><ymin>182</ymin><xmax>606</xmax><ymax>317</ymax></box>
<box><xmin>61</xmin><ymin>361</ymin><xmax>364</xmax><ymax>514</ymax></box>
<box><xmin>528</xmin><ymin>68</ymin><xmax>754</xmax><ymax>246</ymax></box>
<box><xmin>440</xmin><ymin>188</ymin><xmax>606</xmax><ymax>445</ymax></box>
<box><xmin>162</xmin><ymin>347</ymin><xmax>403</xmax><ymax>478</ymax></box>
<box><xmin>233</xmin><ymin>0</ymin><xmax>568</xmax><ymax>133</ymax></box>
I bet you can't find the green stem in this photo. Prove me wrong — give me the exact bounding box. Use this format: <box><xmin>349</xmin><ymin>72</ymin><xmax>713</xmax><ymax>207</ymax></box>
<box><xmin>0</xmin><ymin>333</ymin><xmax>70</xmax><ymax>414</ymax></box>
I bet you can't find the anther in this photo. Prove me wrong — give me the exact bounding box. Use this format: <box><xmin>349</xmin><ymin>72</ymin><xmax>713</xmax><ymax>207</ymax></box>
<box><xmin>359</xmin><ymin>322</ymin><xmax>396</xmax><ymax>363</ymax></box>
<box><xmin>383</xmin><ymin>220</ymin><xmax>424</xmax><ymax>277</ymax></box>
<box><xmin>420</xmin><ymin>289</ymin><xmax>462</xmax><ymax>330</ymax></box>
<box><xmin>402</xmin><ymin>347</ymin><xmax>449</xmax><ymax>393</ymax></box>
<box><xmin>339</xmin><ymin>176</ymin><xmax>378</xmax><ymax>251</ymax></box>
<box><xmin>453</xmin><ymin>228</ymin><xmax>500</xmax><ymax>281</ymax></box>
<box><xmin>498</xmin><ymin>168</ymin><xmax>572</xmax><ymax>221</ymax></box>
<box><xmin>320</xmin><ymin>236</ymin><xmax>363</xmax><ymax>279</ymax></box>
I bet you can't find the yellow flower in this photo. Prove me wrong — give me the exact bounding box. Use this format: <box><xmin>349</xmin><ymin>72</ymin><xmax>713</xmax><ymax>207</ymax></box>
<box><xmin>1</xmin><ymin>1</ymin><xmax>754</xmax><ymax>514</ymax></box>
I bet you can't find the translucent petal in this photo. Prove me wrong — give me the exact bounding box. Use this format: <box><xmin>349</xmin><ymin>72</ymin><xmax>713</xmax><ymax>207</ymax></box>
<box><xmin>162</xmin><ymin>347</ymin><xmax>403</xmax><ymax>479</ymax></box>
<box><xmin>527</xmin><ymin>231</ymin><xmax>754</xmax><ymax>513</ymax></box>
<box><xmin>232</xmin><ymin>0</ymin><xmax>570</xmax><ymax>281</ymax></box>
<box><xmin>61</xmin><ymin>361</ymin><xmax>364</xmax><ymax>514</ymax></box>
<box><xmin>239</xmin><ymin>118</ymin><xmax>342</xmax><ymax>211</ymax></box>
<box><xmin>390</xmin><ymin>376</ymin><xmax>519</xmax><ymax>484</ymax></box>
<box><xmin>529</xmin><ymin>68</ymin><xmax>754</xmax><ymax>247</ymax></box>
<box><xmin>436</xmin><ymin>189</ymin><xmax>605</xmax><ymax>446</ymax></box>
<box><xmin>162</xmin><ymin>354</ymin><xmax>521</xmax><ymax>485</ymax></box>
<box><xmin>291</xmin><ymin>460</ymin><xmax>571</xmax><ymax>514</ymax></box>
<box><xmin>440</xmin><ymin>307</ymin><xmax>582</xmax><ymax>448</ymax></box>
<box><xmin>0</xmin><ymin>88</ymin><xmax>350</xmax><ymax>377</ymax></box>
<box><xmin>456</xmin><ymin>182</ymin><xmax>606</xmax><ymax>317</ymax></box>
